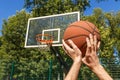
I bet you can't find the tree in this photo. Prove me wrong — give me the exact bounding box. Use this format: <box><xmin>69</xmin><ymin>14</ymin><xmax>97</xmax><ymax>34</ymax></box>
<box><xmin>24</xmin><ymin>0</ymin><xmax>90</xmax><ymax>16</ymax></box>
<box><xmin>82</xmin><ymin>8</ymin><xmax>120</xmax><ymax>79</ymax></box>
<box><xmin>1</xmin><ymin>10</ymin><xmax>30</xmax><ymax>79</ymax></box>
<box><xmin>0</xmin><ymin>36</ymin><xmax>11</xmax><ymax>80</ymax></box>
<box><xmin>1</xmin><ymin>0</ymin><xmax>120</xmax><ymax>79</ymax></box>
<box><xmin>1</xmin><ymin>9</ymin><xmax>61</xmax><ymax>79</ymax></box>
<box><xmin>23</xmin><ymin>0</ymin><xmax>120</xmax><ymax>79</ymax></box>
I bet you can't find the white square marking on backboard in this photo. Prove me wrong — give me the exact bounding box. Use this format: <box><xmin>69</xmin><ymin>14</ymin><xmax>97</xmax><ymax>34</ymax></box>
<box><xmin>42</xmin><ymin>28</ymin><xmax>60</xmax><ymax>43</ymax></box>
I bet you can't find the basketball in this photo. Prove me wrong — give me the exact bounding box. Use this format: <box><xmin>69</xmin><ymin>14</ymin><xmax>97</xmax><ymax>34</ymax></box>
<box><xmin>63</xmin><ymin>21</ymin><xmax>101</xmax><ymax>57</ymax></box>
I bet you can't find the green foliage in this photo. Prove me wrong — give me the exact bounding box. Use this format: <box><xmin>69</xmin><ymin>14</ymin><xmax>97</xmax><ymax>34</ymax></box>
<box><xmin>0</xmin><ymin>48</ymin><xmax>11</xmax><ymax>80</ymax></box>
<box><xmin>24</xmin><ymin>0</ymin><xmax>90</xmax><ymax>16</ymax></box>
<box><xmin>0</xmin><ymin>36</ymin><xmax>11</xmax><ymax>79</ymax></box>
<box><xmin>1</xmin><ymin>10</ymin><xmax>30</xmax><ymax>79</ymax></box>
<box><xmin>1</xmin><ymin>9</ymin><xmax>61</xmax><ymax>79</ymax></box>
<box><xmin>82</xmin><ymin>8</ymin><xmax>120</xmax><ymax>79</ymax></box>
<box><xmin>0</xmin><ymin>0</ymin><xmax>120</xmax><ymax>79</ymax></box>
<box><xmin>83</xmin><ymin>8</ymin><xmax>120</xmax><ymax>58</ymax></box>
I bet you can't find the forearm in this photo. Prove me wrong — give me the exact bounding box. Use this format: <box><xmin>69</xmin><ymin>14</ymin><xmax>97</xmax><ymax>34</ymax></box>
<box><xmin>64</xmin><ymin>62</ymin><xmax>81</xmax><ymax>80</ymax></box>
<box><xmin>92</xmin><ymin>64</ymin><xmax>113</xmax><ymax>80</ymax></box>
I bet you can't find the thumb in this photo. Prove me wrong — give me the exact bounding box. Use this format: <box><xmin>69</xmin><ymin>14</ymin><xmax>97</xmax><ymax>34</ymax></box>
<box><xmin>82</xmin><ymin>58</ymin><xmax>89</xmax><ymax>66</ymax></box>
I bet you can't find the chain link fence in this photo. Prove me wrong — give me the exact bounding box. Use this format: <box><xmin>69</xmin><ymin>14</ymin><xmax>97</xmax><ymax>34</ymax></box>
<box><xmin>0</xmin><ymin>57</ymin><xmax>120</xmax><ymax>80</ymax></box>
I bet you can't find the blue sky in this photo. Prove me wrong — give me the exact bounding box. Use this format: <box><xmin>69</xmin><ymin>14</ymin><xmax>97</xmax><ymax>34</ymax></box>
<box><xmin>0</xmin><ymin>0</ymin><xmax>120</xmax><ymax>35</ymax></box>
<box><xmin>84</xmin><ymin>0</ymin><xmax>120</xmax><ymax>15</ymax></box>
<box><xmin>0</xmin><ymin>0</ymin><xmax>24</xmax><ymax>35</ymax></box>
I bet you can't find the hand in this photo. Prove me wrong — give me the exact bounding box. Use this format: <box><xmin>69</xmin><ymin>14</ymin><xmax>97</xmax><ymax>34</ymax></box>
<box><xmin>62</xmin><ymin>39</ymin><xmax>82</xmax><ymax>63</ymax></box>
<box><xmin>63</xmin><ymin>39</ymin><xmax>82</xmax><ymax>80</ymax></box>
<box><xmin>82</xmin><ymin>34</ymin><xmax>101</xmax><ymax>70</ymax></box>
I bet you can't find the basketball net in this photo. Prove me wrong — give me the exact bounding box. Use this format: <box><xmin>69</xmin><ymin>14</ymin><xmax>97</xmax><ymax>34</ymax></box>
<box><xmin>36</xmin><ymin>34</ymin><xmax>53</xmax><ymax>51</ymax></box>
<box><xmin>36</xmin><ymin>34</ymin><xmax>69</xmax><ymax>74</ymax></box>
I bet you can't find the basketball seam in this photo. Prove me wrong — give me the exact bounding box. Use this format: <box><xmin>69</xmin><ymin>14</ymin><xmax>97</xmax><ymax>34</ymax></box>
<box><xmin>64</xmin><ymin>35</ymin><xmax>88</xmax><ymax>53</ymax></box>
<box><xmin>85</xmin><ymin>22</ymin><xmax>101</xmax><ymax>41</ymax></box>
<box><xmin>64</xmin><ymin>34</ymin><xmax>100</xmax><ymax>50</ymax></box>
<box><xmin>64</xmin><ymin>34</ymin><xmax>87</xmax><ymax>55</ymax></box>
<box><xmin>80</xmin><ymin>41</ymin><xmax>86</xmax><ymax>51</ymax></box>
<box><xmin>85</xmin><ymin>21</ymin><xmax>100</xmax><ymax>35</ymax></box>
<box><xmin>64</xmin><ymin>34</ymin><xmax>89</xmax><ymax>41</ymax></box>
<box><xmin>64</xmin><ymin>34</ymin><xmax>100</xmax><ymax>41</ymax></box>
<box><xmin>64</xmin><ymin>21</ymin><xmax>101</xmax><ymax>52</ymax></box>
<box><xmin>68</xmin><ymin>25</ymin><xmax>92</xmax><ymax>34</ymax></box>
<box><xmin>69</xmin><ymin>22</ymin><xmax>100</xmax><ymax>35</ymax></box>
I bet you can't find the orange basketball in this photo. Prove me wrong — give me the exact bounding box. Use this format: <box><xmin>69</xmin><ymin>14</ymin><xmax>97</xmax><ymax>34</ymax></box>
<box><xmin>63</xmin><ymin>21</ymin><xmax>101</xmax><ymax>57</ymax></box>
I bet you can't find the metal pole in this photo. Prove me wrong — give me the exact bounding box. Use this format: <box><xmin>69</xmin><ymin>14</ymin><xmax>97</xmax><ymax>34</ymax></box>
<box><xmin>10</xmin><ymin>62</ymin><xmax>14</xmax><ymax>80</ymax></box>
<box><xmin>49</xmin><ymin>46</ymin><xmax>69</xmax><ymax>74</ymax></box>
<box><xmin>48</xmin><ymin>59</ymin><xmax>52</xmax><ymax>80</ymax></box>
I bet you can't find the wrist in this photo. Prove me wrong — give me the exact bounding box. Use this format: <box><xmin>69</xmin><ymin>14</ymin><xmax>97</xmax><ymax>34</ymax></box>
<box><xmin>73</xmin><ymin>60</ymin><xmax>82</xmax><ymax>66</ymax></box>
<box><xmin>92</xmin><ymin>64</ymin><xmax>113</xmax><ymax>80</ymax></box>
<box><xmin>92</xmin><ymin>64</ymin><xmax>103</xmax><ymax>73</ymax></box>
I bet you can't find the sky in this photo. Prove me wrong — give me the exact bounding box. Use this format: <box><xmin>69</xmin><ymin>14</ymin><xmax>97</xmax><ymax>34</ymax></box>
<box><xmin>0</xmin><ymin>0</ymin><xmax>24</xmax><ymax>35</ymax></box>
<box><xmin>84</xmin><ymin>0</ymin><xmax>120</xmax><ymax>15</ymax></box>
<box><xmin>0</xmin><ymin>0</ymin><xmax>120</xmax><ymax>36</ymax></box>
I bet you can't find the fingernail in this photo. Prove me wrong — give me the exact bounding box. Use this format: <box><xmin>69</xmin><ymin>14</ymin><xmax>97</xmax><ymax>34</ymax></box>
<box><xmin>94</xmin><ymin>35</ymin><xmax>96</xmax><ymax>38</ymax></box>
<box><xmin>62</xmin><ymin>39</ymin><xmax>64</xmax><ymax>42</ymax></box>
<box><xmin>86</xmin><ymin>37</ymin><xmax>88</xmax><ymax>41</ymax></box>
<box><xmin>68</xmin><ymin>39</ymin><xmax>71</xmax><ymax>42</ymax></box>
<box><xmin>68</xmin><ymin>39</ymin><xmax>70</xmax><ymax>41</ymax></box>
<box><xmin>89</xmin><ymin>34</ymin><xmax>92</xmax><ymax>36</ymax></box>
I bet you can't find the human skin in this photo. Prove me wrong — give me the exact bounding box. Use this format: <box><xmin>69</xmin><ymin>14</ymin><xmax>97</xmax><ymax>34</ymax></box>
<box><xmin>63</xmin><ymin>34</ymin><xmax>113</xmax><ymax>80</ymax></box>
<box><xmin>62</xmin><ymin>39</ymin><xmax>82</xmax><ymax>80</ymax></box>
<box><xmin>82</xmin><ymin>34</ymin><xmax>113</xmax><ymax>80</ymax></box>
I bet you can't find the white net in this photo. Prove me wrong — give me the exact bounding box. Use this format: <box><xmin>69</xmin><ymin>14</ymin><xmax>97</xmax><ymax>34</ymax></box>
<box><xmin>36</xmin><ymin>34</ymin><xmax>53</xmax><ymax>51</ymax></box>
<box><xmin>37</xmin><ymin>42</ymin><xmax>50</xmax><ymax>51</ymax></box>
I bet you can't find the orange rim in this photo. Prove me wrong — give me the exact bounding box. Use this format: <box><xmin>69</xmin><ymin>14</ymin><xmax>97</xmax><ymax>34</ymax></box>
<box><xmin>36</xmin><ymin>34</ymin><xmax>53</xmax><ymax>44</ymax></box>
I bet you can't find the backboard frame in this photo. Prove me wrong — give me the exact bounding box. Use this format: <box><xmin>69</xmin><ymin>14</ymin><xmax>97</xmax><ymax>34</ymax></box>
<box><xmin>24</xmin><ymin>11</ymin><xmax>80</xmax><ymax>48</ymax></box>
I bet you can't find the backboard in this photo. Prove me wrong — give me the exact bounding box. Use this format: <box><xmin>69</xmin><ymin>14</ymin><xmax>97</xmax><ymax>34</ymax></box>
<box><xmin>25</xmin><ymin>11</ymin><xmax>80</xmax><ymax>48</ymax></box>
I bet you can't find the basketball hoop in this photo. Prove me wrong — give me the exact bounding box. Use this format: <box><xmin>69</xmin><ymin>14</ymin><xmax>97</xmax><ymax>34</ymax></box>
<box><xmin>36</xmin><ymin>34</ymin><xmax>53</xmax><ymax>51</ymax></box>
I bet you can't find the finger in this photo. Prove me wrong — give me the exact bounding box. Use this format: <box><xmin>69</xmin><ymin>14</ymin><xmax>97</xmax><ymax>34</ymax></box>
<box><xmin>93</xmin><ymin>35</ymin><xmax>97</xmax><ymax>51</ymax></box>
<box><xmin>62</xmin><ymin>45</ymin><xmax>68</xmax><ymax>53</ymax></box>
<box><xmin>62</xmin><ymin>40</ymin><xmax>74</xmax><ymax>54</ymax></box>
<box><xmin>62</xmin><ymin>39</ymin><xmax>73</xmax><ymax>51</ymax></box>
<box><xmin>89</xmin><ymin>34</ymin><xmax>94</xmax><ymax>46</ymax></box>
<box><xmin>97</xmin><ymin>41</ymin><xmax>101</xmax><ymax>50</ymax></box>
<box><xmin>68</xmin><ymin>40</ymin><xmax>82</xmax><ymax>55</ymax></box>
<box><xmin>82</xmin><ymin>58</ymin><xmax>90</xmax><ymax>66</ymax></box>
<box><xmin>85</xmin><ymin>37</ymin><xmax>91</xmax><ymax>55</ymax></box>
<box><xmin>62</xmin><ymin>40</ymin><xmax>74</xmax><ymax>56</ymax></box>
<box><xmin>68</xmin><ymin>40</ymin><xmax>78</xmax><ymax>50</ymax></box>
<box><xmin>62</xmin><ymin>45</ymin><xmax>72</xmax><ymax>58</ymax></box>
